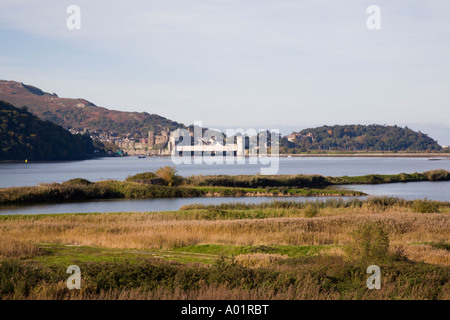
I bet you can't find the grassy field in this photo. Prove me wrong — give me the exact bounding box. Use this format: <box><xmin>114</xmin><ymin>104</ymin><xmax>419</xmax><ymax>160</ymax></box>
<box><xmin>0</xmin><ymin>197</ymin><xmax>449</xmax><ymax>300</ymax></box>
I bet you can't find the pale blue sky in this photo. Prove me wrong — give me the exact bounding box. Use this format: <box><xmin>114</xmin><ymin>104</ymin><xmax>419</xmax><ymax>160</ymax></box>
<box><xmin>1</xmin><ymin>1</ymin><xmax>449</xmax><ymax>144</ymax></box>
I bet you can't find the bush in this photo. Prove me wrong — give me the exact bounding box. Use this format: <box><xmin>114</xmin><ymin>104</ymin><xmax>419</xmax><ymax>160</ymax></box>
<box><xmin>155</xmin><ymin>166</ymin><xmax>182</xmax><ymax>186</ymax></box>
<box><xmin>63</xmin><ymin>178</ymin><xmax>92</xmax><ymax>186</ymax></box>
<box><xmin>423</xmin><ymin>169</ymin><xmax>450</xmax><ymax>181</ymax></box>
<box><xmin>125</xmin><ymin>172</ymin><xmax>158</xmax><ymax>181</ymax></box>
<box><xmin>0</xmin><ymin>260</ymin><xmax>52</xmax><ymax>298</ymax></box>
<box><xmin>366</xmin><ymin>174</ymin><xmax>384</xmax><ymax>184</ymax></box>
<box><xmin>344</xmin><ymin>222</ymin><xmax>390</xmax><ymax>264</ymax></box>
<box><xmin>411</xmin><ymin>199</ymin><xmax>440</xmax><ymax>213</ymax></box>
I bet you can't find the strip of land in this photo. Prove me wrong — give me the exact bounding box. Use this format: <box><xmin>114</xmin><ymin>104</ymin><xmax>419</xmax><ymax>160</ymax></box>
<box><xmin>279</xmin><ymin>152</ymin><xmax>450</xmax><ymax>157</ymax></box>
<box><xmin>1</xmin><ymin>169</ymin><xmax>449</xmax><ymax>205</ymax></box>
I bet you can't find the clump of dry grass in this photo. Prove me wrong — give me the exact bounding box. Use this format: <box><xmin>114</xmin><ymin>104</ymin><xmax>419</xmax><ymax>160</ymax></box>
<box><xmin>0</xmin><ymin>235</ymin><xmax>44</xmax><ymax>258</ymax></box>
<box><xmin>234</xmin><ymin>253</ymin><xmax>289</xmax><ymax>268</ymax></box>
<box><xmin>405</xmin><ymin>244</ymin><xmax>450</xmax><ymax>266</ymax></box>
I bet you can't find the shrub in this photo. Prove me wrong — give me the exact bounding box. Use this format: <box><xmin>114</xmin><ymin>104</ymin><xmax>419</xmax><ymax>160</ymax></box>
<box><xmin>423</xmin><ymin>169</ymin><xmax>450</xmax><ymax>181</ymax></box>
<box><xmin>366</xmin><ymin>174</ymin><xmax>384</xmax><ymax>184</ymax></box>
<box><xmin>0</xmin><ymin>260</ymin><xmax>52</xmax><ymax>298</ymax></box>
<box><xmin>63</xmin><ymin>178</ymin><xmax>93</xmax><ymax>186</ymax></box>
<box><xmin>155</xmin><ymin>166</ymin><xmax>182</xmax><ymax>186</ymax></box>
<box><xmin>125</xmin><ymin>172</ymin><xmax>158</xmax><ymax>181</ymax></box>
<box><xmin>344</xmin><ymin>222</ymin><xmax>390</xmax><ymax>264</ymax></box>
<box><xmin>411</xmin><ymin>199</ymin><xmax>440</xmax><ymax>213</ymax></box>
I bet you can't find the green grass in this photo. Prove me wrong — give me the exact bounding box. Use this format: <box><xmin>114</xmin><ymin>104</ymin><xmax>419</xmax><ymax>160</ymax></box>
<box><xmin>32</xmin><ymin>244</ymin><xmax>154</xmax><ymax>266</ymax></box>
<box><xmin>171</xmin><ymin>244</ymin><xmax>333</xmax><ymax>257</ymax></box>
<box><xmin>24</xmin><ymin>243</ymin><xmax>333</xmax><ymax>268</ymax></box>
<box><xmin>29</xmin><ymin>244</ymin><xmax>216</xmax><ymax>266</ymax></box>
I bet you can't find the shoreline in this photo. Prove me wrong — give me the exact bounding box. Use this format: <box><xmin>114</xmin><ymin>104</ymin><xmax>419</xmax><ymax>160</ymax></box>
<box><xmin>129</xmin><ymin>153</ymin><xmax>450</xmax><ymax>158</ymax></box>
<box><xmin>279</xmin><ymin>153</ymin><xmax>450</xmax><ymax>158</ymax></box>
<box><xmin>2</xmin><ymin>153</ymin><xmax>450</xmax><ymax>163</ymax></box>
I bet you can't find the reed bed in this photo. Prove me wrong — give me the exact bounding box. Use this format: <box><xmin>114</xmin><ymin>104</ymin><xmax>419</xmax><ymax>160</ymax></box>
<box><xmin>1</xmin><ymin>209</ymin><xmax>448</xmax><ymax>252</ymax></box>
<box><xmin>0</xmin><ymin>235</ymin><xmax>44</xmax><ymax>258</ymax></box>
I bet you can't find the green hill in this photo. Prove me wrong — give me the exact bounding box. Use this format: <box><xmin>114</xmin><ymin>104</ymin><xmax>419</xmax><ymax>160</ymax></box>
<box><xmin>282</xmin><ymin>124</ymin><xmax>442</xmax><ymax>153</ymax></box>
<box><xmin>0</xmin><ymin>100</ymin><xmax>96</xmax><ymax>161</ymax></box>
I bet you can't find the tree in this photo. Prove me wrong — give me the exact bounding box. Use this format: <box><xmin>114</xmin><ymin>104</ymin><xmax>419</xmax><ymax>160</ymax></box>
<box><xmin>155</xmin><ymin>166</ymin><xmax>182</xmax><ymax>186</ymax></box>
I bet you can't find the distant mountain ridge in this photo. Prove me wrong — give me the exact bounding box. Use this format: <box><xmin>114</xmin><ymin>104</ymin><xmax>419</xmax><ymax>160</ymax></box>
<box><xmin>282</xmin><ymin>124</ymin><xmax>442</xmax><ymax>153</ymax></box>
<box><xmin>0</xmin><ymin>80</ymin><xmax>444</xmax><ymax>154</ymax></box>
<box><xmin>0</xmin><ymin>80</ymin><xmax>185</xmax><ymax>137</ymax></box>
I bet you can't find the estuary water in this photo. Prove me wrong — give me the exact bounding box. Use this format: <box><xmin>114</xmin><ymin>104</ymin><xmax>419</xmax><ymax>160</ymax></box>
<box><xmin>1</xmin><ymin>156</ymin><xmax>450</xmax><ymax>188</ymax></box>
<box><xmin>0</xmin><ymin>196</ymin><xmax>361</xmax><ymax>215</ymax></box>
<box><xmin>0</xmin><ymin>156</ymin><xmax>449</xmax><ymax>215</ymax></box>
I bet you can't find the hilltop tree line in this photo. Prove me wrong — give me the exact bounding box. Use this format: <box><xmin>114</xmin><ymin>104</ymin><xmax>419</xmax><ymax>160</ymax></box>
<box><xmin>0</xmin><ymin>100</ymin><xmax>97</xmax><ymax>161</ymax></box>
<box><xmin>38</xmin><ymin>109</ymin><xmax>183</xmax><ymax>138</ymax></box>
<box><xmin>281</xmin><ymin>125</ymin><xmax>442</xmax><ymax>153</ymax></box>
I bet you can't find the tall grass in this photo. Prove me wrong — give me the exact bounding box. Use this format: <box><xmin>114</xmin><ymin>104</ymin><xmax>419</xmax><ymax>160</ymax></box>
<box><xmin>0</xmin><ymin>180</ymin><xmax>203</xmax><ymax>205</ymax></box>
<box><xmin>0</xmin><ymin>235</ymin><xmax>44</xmax><ymax>258</ymax></box>
<box><xmin>180</xmin><ymin>197</ymin><xmax>449</xmax><ymax>213</ymax></box>
<box><xmin>0</xmin><ymin>200</ymin><xmax>448</xmax><ymax>250</ymax></box>
<box><xmin>185</xmin><ymin>170</ymin><xmax>450</xmax><ymax>188</ymax></box>
<box><xmin>184</xmin><ymin>174</ymin><xmax>329</xmax><ymax>188</ymax></box>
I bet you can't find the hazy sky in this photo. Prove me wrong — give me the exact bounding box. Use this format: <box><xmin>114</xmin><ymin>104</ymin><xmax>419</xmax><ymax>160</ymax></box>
<box><xmin>1</xmin><ymin>1</ymin><xmax>449</xmax><ymax>144</ymax></box>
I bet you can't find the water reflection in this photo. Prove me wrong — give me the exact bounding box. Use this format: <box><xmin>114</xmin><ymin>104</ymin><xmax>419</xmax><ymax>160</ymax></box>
<box><xmin>337</xmin><ymin>181</ymin><xmax>450</xmax><ymax>201</ymax></box>
<box><xmin>0</xmin><ymin>196</ymin><xmax>362</xmax><ymax>215</ymax></box>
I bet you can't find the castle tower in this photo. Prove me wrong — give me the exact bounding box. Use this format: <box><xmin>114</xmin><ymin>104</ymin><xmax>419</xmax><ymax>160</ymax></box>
<box><xmin>148</xmin><ymin>131</ymin><xmax>155</xmax><ymax>148</ymax></box>
<box><xmin>162</xmin><ymin>127</ymin><xmax>169</xmax><ymax>141</ymax></box>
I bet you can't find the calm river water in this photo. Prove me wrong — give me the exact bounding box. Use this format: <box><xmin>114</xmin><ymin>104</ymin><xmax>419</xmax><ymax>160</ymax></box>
<box><xmin>1</xmin><ymin>156</ymin><xmax>450</xmax><ymax>187</ymax></box>
<box><xmin>0</xmin><ymin>156</ymin><xmax>449</xmax><ymax>215</ymax></box>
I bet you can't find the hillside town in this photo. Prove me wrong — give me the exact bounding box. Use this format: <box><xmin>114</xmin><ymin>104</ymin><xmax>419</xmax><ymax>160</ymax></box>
<box><xmin>68</xmin><ymin>127</ymin><xmax>172</xmax><ymax>156</ymax></box>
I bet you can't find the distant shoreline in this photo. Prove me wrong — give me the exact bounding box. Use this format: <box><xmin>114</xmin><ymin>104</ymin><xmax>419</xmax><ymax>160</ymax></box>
<box><xmin>1</xmin><ymin>153</ymin><xmax>450</xmax><ymax>163</ymax></box>
<box><xmin>279</xmin><ymin>153</ymin><xmax>450</xmax><ymax>158</ymax></box>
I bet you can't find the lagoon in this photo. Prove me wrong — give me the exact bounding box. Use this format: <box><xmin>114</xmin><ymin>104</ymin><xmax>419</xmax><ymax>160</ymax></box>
<box><xmin>0</xmin><ymin>196</ymin><xmax>362</xmax><ymax>215</ymax></box>
<box><xmin>1</xmin><ymin>156</ymin><xmax>450</xmax><ymax>188</ymax></box>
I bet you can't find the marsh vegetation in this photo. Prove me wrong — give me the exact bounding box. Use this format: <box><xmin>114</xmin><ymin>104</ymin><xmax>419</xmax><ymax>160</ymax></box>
<box><xmin>0</xmin><ymin>197</ymin><xmax>448</xmax><ymax>299</ymax></box>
